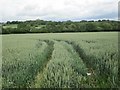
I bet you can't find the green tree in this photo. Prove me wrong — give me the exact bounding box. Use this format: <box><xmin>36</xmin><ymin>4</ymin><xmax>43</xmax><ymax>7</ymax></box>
<box><xmin>86</xmin><ymin>23</ymin><xmax>97</xmax><ymax>31</ymax></box>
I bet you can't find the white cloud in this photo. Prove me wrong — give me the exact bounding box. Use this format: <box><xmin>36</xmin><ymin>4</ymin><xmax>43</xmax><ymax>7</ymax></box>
<box><xmin>0</xmin><ymin>0</ymin><xmax>118</xmax><ymax>22</ymax></box>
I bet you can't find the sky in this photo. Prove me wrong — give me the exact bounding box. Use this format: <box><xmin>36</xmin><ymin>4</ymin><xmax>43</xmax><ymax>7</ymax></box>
<box><xmin>0</xmin><ymin>0</ymin><xmax>119</xmax><ymax>22</ymax></box>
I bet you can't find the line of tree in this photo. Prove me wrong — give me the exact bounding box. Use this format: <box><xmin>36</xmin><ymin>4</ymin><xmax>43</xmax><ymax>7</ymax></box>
<box><xmin>1</xmin><ymin>19</ymin><xmax>119</xmax><ymax>34</ymax></box>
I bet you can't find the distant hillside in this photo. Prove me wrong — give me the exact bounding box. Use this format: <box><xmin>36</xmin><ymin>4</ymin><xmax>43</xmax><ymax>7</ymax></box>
<box><xmin>1</xmin><ymin>19</ymin><xmax>119</xmax><ymax>34</ymax></box>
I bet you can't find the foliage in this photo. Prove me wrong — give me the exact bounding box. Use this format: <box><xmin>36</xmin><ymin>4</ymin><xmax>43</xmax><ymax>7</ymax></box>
<box><xmin>1</xmin><ymin>20</ymin><xmax>119</xmax><ymax>34</ymax></box>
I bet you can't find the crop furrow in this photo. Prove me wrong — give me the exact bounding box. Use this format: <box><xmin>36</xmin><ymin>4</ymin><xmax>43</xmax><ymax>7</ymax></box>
<box><xmin>55</xmin><ymin>39</ymin><xmax>93</xmax><ymax>71</ymax></box>
<box><xmin>58</xmin><ymin>40</ymin><xmax>118</xmax><ymax>87</ymax></box>
<box><xmin>36</xmin><ymin>40</ymin><xmax>54</xmax><ymax>74</ymax></box>
<box><xmin>2</xmin><ymin>40</ymin><xmax>54</xmax><ymax>88</ymax></box>
<box><xmin>31</xmin><ymin>40</ymin><xmax>54</xmax><ymax>87</ymax></box>
<box><xmin>33</xmin><ymin>41</ymin><xmax>90</xmax><ymax>88</ymax></box>
<box><xmin>55</xmin><ymin>40</ymin><xmax>102</xmax><ymax>87</ymax></box>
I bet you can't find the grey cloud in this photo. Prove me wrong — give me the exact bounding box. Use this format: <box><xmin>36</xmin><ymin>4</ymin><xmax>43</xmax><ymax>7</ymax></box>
<box><xmin>0</xmin><ymin>0</ymin><xmax>118</xmax><ymax>22</ymax></box>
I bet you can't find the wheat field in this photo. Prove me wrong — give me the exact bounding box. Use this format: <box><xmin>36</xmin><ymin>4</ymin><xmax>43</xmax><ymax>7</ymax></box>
<box><xmin>2</xmin><ymin>32</ymin><xmax>119</xmax><ymax>88</ymax></box>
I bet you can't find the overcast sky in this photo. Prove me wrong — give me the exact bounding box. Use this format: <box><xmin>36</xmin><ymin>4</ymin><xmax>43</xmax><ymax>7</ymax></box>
<box><xmin>0</xmin><ymin>0</ymin><xmax>119</xmax><ymax>22</ymax></box>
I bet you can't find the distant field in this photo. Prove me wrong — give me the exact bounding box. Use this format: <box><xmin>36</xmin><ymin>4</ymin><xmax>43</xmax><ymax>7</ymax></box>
<box><xmin>2</xmin><ymin>24</ymin><xmax>17</xmax><ymax>29</ymax></box>
<box><xmin>2</xmin><ymin>32</ymin><xmax>119</xmax><ymax>88</ymax></box>
<box><xmin>2</xmin><ymin>24</ymin><xmax>45</xmax><ymax>29</ymax></box>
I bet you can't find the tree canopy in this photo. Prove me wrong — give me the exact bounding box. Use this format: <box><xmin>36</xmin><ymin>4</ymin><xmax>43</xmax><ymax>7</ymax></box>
<box><xmin>1</xmin><ymin>19</ymin><xmax>119</xmax><ymax>34</ymax></box>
